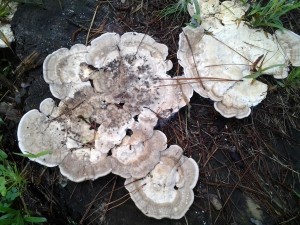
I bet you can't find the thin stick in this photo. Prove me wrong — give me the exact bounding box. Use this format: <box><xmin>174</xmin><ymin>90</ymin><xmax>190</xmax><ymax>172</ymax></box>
<box><xmin>80</xmin><ymin>176</ymin><xmax>116</xmax><ymax>224</ymax></box>
<box><xmin>86</xmin><ymin>2</ymin><xmax>101</xmax><ymax>45</ymax></box>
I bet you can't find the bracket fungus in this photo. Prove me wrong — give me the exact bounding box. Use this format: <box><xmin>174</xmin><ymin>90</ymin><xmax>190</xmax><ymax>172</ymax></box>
<box><xmin>125</xmin><ymin>145</ymin><xmax>199</xmax><ymax>219</ymax></box>
<box><xmin>43</xmin><ymin>44</ymin><xmax>91</xmax><ymax>100</ymax></box>
<box><xmin>111</xmin><ymin>130</ymin><xmax>167</xmax><ymax>179</ymax></box>
<box><xmin>17</xmin><ymin>97</ymin><xmax>112</xmax><ymax>182</ymax></box>
<box><xmin>179</xmin><ymin>0</ymin><xmax>300</xmax><ymax>118</ymax></box>
<box><xmin>17</xmin><ymin>31</ymin><xmax>194</xmax><ymax>185</ymax></box>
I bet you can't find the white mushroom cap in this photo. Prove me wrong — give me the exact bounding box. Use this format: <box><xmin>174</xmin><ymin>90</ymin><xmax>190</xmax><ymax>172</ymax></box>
<box><xmin>43</xmin><ymin>44</ymin><xmax>91</xmax><ymax>99</ymax></box>
<box><xmin>178</xmin><ymin>22</ymin><xmax>289</xmax><ymax>118</ymax></box>
<box><xmin>111</xmin><ymin>130</ymin><xmax>167</xmax><ymax>179</ymax></box>
<box><xmin>275</xmin><ymin>29</ymin><xmax>300</xmax><ymax>67</ymax></box>
<box><xmin>125</xmin><ymin>145</ymin><xmax>199</xmax><ymax>219</ymax></box>
<box><xmin>17</xmin><ymin>103</ymin><xmax>69</xmax><ymax>167</ymax></box>
<box><xmin>178</xmin><ymin>25</ymin><xmax>246</xmax><ymax>99</ymax></box>
<box><xmin>18</xmin><ymin>96</ymin><xmax>113</xmax><ymax>182</ymax></box>
<box><xmin>59</xmin><ymin>148</ymin><xmax>112</xmax><ymax>182</ymax></box>
<box><xmin>214</xmin><ymin>79</ymin><xmax>267</xmax><ymax>118</ymax></box>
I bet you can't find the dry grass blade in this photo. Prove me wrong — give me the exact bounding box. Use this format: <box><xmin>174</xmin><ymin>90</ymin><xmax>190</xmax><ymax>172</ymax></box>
<box><xmin>80</xmin><ymin>176</ymin><xmax>116</xmax><ymax>224</ymax></box>
<box><xmin>0</xmin><ymin>30</ymin><xmax>13</xmax><ymax>53</ymax></box>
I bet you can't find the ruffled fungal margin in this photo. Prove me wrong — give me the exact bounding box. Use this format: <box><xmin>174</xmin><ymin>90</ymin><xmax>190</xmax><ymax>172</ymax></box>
<box><xmin>125</xmin><ymin>145</ymin><xmax>199</xmax><ymax>219</ymax></box>
<box><xmin>17</xmin><ymin>32</ymin><xmax>194</xmax><ymax>183</ymax></box>
<box><xmin>17</xmin><ymin>98</ymin><xmax>112</xmax><ymax>182</ymax></box>
<box><xmin>111</xmin><ymin>130</ymin><xmax>168</xmax><ymax>179</ymax></box>
<box><xmin>179</xmin><ymin>0</ymin><xmax>300</xmax><ymax>118</ymax></box>
<box><xmin>43</xmin><ymin>44</ymin><xmax>91</xmax><ymax>100</ymax></box>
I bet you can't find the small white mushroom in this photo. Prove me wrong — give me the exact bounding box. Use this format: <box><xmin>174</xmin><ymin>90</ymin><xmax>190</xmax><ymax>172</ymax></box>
<box><xmin>125</xmin><ymin>145</ymin><xmax>199</xmax><ymax>219</ymax></box>
<box><xmin>111</xmin><ymin>130</ymin><xmax>167</xmax><ymax>179</ymax></box>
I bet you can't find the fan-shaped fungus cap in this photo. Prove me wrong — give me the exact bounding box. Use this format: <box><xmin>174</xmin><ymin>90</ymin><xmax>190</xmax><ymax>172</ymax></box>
<box><xmin>275</xmin><ymin>29</ymin><xmax>300</xmax><ymax>67</ymax></box>
<box><xmin>214</xmin><ymin>79</ymin><xmax>267</xmax><ymax>118</ymax></box>
<box><xmin>59</xmin><ymin>148</ymin><xmax>112</xmax><ymax>182</ymax></box>
<box><xmin>125</xmin><ymin>145</ymin><xmax>199</xmax><ymax>219</ymax></box>
<box><xmin>177</xmin><ymin>21</ymin><xmax>290</xmax><ymax>118</ymax></box>
<box><xmin>17</xmin><ymin>99</ymin><xmax>68</xmax><ymax>167</ymax></box>
<box><xmin>43</xmin><ymin>44</ymin><xmax>91</xmax><ymax>100</ymax></box>
<box><xmin>111</xmin><ymin>130</ymin><xmax>167</xmax><ymax>179</ymax></box>
<box><xmin>17</xmin><ymin>97</ymin><xmax>112</xmax><ymax>182</ymax></box>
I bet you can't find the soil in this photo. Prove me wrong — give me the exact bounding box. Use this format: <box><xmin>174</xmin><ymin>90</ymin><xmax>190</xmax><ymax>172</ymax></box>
<box><xmin>0</xmin><ymin>0</ymin><xmax>299</xmax><ymax>225</ymax></box>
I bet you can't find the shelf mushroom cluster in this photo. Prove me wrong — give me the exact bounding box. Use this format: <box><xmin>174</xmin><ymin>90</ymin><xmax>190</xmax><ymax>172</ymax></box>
<box><xmin>180</xmin><ymin>0</ymin><xmax>300</xmax><ymax>118</ymax></box>
<box><xmin>17</xmin><ymin>32</ymin><xmax>198</xmax><ymax>219</ymax></box>
<box><xmin>17</xmin><ymin>0</ymin><xmax>300</xmax><ymax>220</ymax></box>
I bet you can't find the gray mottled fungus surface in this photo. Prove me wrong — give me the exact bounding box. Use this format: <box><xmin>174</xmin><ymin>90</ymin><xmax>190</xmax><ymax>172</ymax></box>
<box><xmin>17</xmin><ymin>32</ymin><xmax>194</xmax><ymax>185</ymax></box>
<box><xmin>181</xmin><ymin>0</ymin><xmax>300</xmax><ymax>118</ymax></box>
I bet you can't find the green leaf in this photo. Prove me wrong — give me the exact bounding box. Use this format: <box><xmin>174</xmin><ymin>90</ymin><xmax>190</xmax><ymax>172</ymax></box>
<box><xmin>24</xmin><ymin>216</ymin><xmax>47</xmax><ymax>223</ymax></box>
<box><xmin>16</xmin><ymin>211</ymin><xmax>25</xmax><ymax>225</ymax></box>
<box><xmin>0</xmin><ymin>205</ymin><xmax>19</xmax><ymax>214</ymax></box>
<box><xmin>293</xmin><ymin>191</ymin><xmax>300</xmax><ymax>199</ymax></box>
<box><xmin>0</xmin><ymin>149</ymin><xmax>8</xmax><ymax>160</ymax></box>
<box><xmin>5</xmin><ymin>187</ymin><xmax>20</xmax><ymax>202</ymax></box>
<box><xmin>14</xmin><ymin>150</ymin><xmax>52</xmax><ymax>159</ymax></box>
<box><xmin>0</xmin><ymin>218</ymin><xmax>17</xmax><ymax>225</ymax></box>
<box><xmin>0</xmin><ymin>177</ymin><xmax>7</xmax><ymax>196</ymax></box>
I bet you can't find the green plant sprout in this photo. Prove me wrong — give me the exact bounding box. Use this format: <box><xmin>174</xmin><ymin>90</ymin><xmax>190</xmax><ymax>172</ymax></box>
<box><xmin>0</xmin><ymin>0</ymin><xmax>10</xmax><ymax>18</ymax></box>
<box><xmin>244</xmin><ymin>64</ymin><xmax>285</xmax><ymax>80</ymax></box>
<box><xmin>244</xmin><ymin>0</ymin><xmax>300</xmax><ymax>30</ymax></box>
<box><xmin>159</xmin><ymin>0</ymin><xmax>201</xmax><ymax>27</ymax></box>
<box><xmin>277</xmin><ymin>66</ymin><xmax>300</xmax><ymax>88</ymax></box>
<box><xmin>159</xmin><ymin>0</ymin><xmax>191</xmax><ymax>18</ymax></box>
<box><xmin>14</xmin><ymin>150</ymin><xmax>52</xmax><ymax>159</ymax></box>
<box><xmin>0</xmin><ymin>150</ymin><xmax>26</xmax><ymax>197</ymax></box>
<box><xmin>189</xmin><ymin>0</ymin><xmax>201</xmax><ymax>27</ymax></box>
<box><xmin>0</xmin><ymin>118</ymin><xmax>47</xmax><ymax>224</ymax></box>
